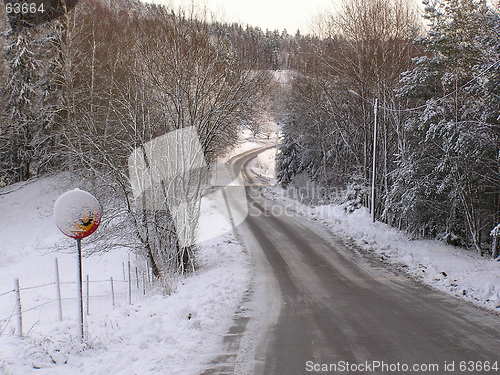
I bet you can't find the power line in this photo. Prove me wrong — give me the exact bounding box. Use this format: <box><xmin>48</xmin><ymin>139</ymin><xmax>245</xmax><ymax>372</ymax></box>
<box><xmin>350</xmin><ymin>60</ymin><xmax>499</xmax><ymax>113</ymax></box>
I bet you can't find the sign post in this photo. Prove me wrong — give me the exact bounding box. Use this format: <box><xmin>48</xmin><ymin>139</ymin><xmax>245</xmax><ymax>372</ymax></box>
<box><xmin>54</xmin><ymin>188</ymin><xmax>102</xmax><ymax>341</ymax></box>
<box><xmin>77</xmin><ymin>238</ymin><xmax>83</xmax><ymax>338</ymax></box>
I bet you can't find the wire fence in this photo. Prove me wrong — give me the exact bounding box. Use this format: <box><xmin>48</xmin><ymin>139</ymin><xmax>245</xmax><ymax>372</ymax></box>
<box><xmin>0</xmin><ymin>257</ymin><xmax>153</xmax><ymax>338</ymax></box>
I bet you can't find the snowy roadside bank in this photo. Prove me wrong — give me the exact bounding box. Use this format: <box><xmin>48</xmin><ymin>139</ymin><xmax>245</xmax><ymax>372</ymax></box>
<box><xmin>0</xmin><ymin>233</ymin><xmax>250</xmax><ymax>375</ymax></box>
<box><xmin>248</xmin><ymin>148</ymin><xmax>277</xmax><ymax>182</ymax></box>
<box><xmin>265</xmin><ymin>187</ymin><xmax>500</xmax><ymax>313</ymax></box>
<box><xmin>0</xmin><ymin>174</ymin><xmax>251</xmax><ymax>375</ymax></box>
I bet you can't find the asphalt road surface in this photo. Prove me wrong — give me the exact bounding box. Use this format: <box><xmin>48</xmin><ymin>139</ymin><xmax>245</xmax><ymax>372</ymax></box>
<box><xmin>202</xmin><ymin>146</ymin><xmax>500</xmax><ymax>375</ymax></box>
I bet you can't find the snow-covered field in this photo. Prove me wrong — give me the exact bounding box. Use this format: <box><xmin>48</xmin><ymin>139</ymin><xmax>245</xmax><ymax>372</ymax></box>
<box><xmin>266</xmin><ymin>187</ymin><xmax>500</xmax><ymax>312</ymax></box>
<box><xmin>0</xmin><ymin>174</ymin><xmax>250</xmax><ymax>375</ymax></box>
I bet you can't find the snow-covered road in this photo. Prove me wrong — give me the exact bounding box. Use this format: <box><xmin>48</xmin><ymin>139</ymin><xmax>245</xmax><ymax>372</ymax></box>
<box><xmin>207</xmin><ymin>146</ymin><xmax>500</xmax><ymax>375</ymax></box>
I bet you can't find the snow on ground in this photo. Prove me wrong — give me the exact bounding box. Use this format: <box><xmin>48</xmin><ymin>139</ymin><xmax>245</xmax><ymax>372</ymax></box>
<box><xmin>272</xmin><ymin>69</ymin><xmax>294</xmax><ymax>85</ymax></box>
<box><xmin>0</xmin><ymin>174</ymin><xmax>131</xmax><ymax>337</ymax></box>
<box><xmin>228</xmin><ymin>119</ymin><xmax>278</xmax><ymax>183</ymax></box>
<box><xmin>221</xmin><ymin>130</ymin><xmax>261</xmax><ymax>162</ymax></box>
<box><xmin>248</xmin><ymin>148</ymin><xmax>276</xmax><ymax>183</ymax></box>
<box><xmin>265</xmin><ymin>187</ymin><xmax>500</xmax><ymax>313</ymax></box>
<box><xmin>220</xmin><ymin>129</ymin><xmax>275</xmax><ymax>163</ymax></box>
<box><xmin>0</xmin><ymin>174</ymin><xmax>251</xmax><ymax>375</ymax></box>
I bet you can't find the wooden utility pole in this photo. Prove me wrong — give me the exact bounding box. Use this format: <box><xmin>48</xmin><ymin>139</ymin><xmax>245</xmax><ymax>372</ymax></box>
<box><xmin>371</xmin><ymin>98</ymin><xmax>378</xmax><ymax>223</ymax></box>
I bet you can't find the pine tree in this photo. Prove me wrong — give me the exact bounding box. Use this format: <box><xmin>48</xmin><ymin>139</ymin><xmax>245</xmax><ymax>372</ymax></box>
<box><xmin>276</xmin><ymin>119</ymin><xmax>302</xmax><ymax>186</ymax></box>
<box><xmin>390</xmin><ymin>0</ymin><xmax>499</xmax><ymax>250</ymax></box>
<box><xmin>1</xmin><ymin>23</ymin><xmax>61</xmax><ymax>183</ymax></box>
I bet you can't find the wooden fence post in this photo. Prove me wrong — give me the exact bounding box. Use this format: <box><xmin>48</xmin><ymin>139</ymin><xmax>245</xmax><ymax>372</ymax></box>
<box><xmin>14</xmin><ymin>278</ymin><xmax>22</xmax><ymax>337</ymax></box>
<box><xmin>135</xmin><ymin>267</ymin><xmax>139</xmax><ymax>289</ymax></box>
<box><xmin>55</xmin><ymin>258</ymin><xmax>63</xmax><ymax>322</ymax></box>
<box><xmin>110</xmin><ymin>277</ymin><xmax>115</xmax><ymax>308</ymax></box>
<box><xmin>146</xmin><ymin>262</ymin><xmax>151</xmax><ymax>286</ymax></box>
<box><xmin>128</xmin><ymin>260</ymin><xmax>132</xmax><ymax>305</ymax></box>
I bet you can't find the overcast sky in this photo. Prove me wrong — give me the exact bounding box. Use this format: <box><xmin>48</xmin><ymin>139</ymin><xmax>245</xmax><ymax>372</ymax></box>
<box><xmin>146</xmin><ymin>0</ymin><xmax>339</xmax><ymax>34</ymax></box>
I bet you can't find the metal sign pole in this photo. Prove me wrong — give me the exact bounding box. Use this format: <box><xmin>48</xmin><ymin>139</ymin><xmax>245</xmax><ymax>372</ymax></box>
<box><xmin>76</xmin><ymin>238</ymin><xmax>84</xmax><ymax>341</ymax></box>
<box><xmin>54</xmin><ymin>188</ymin><xmax>102</xmax><ymax>343</ymax></box>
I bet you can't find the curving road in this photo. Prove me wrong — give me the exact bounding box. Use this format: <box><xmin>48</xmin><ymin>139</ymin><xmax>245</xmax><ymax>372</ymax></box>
<box><xmin>203</xmin><ymin>146</ymin><xmax>500</xmax><ymax>375</ymax></box>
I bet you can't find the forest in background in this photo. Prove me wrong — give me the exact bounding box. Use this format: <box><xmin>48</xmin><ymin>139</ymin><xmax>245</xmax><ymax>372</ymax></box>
<box><xmin>277</xmin><ymin>0</ymin><xmax>499</xmax><ymax>256</ymax></box>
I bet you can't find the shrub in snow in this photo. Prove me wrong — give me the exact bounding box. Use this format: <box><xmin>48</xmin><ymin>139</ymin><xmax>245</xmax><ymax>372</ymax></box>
<box><xmin>490</xmin><ymin>224</ymin><xmax>500</xmax><ymax>238</ymax></box>
<box><xmin>436</xmin><ymin>232</ymin><xmax>465</xmax><ymax>248</ymax></box>
<box><xmin>341</xmin><ymin>175</ymin><xmax>369</xmax><ymax>214</ymax></box>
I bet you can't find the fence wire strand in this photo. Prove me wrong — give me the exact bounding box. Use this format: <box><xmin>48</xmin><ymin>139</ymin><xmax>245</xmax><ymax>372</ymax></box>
<box><xmin>20</xmin><ymin>282</ymin><xmax>56</xmax><ymax>291</ymax></box>
<box><xmin>0</xmin><ymin>257</ymin><xmax>152</xmax><ymax>336</ymax></box>
<box><xmin>21</xmin><ymin>300</ymin><xmax>57</xmax><ymax>314</ymax></box>
<box><xmin>0</xmin><ymin>289</ymin><xmax>14</xmax><ymax>298</ymax></box>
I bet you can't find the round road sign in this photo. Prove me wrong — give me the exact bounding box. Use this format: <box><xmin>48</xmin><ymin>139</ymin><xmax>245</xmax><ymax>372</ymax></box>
<box><xmin>54</xmin><ymin>188</ymin><xmax>102</xmax><ymax>239</ymax></box>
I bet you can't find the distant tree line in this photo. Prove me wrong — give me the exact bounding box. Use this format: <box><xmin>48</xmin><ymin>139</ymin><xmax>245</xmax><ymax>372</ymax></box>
<box><xmin>277</xmin><ymin>0</ymin><xmax>499</xmax><ymax>255</ymax></box>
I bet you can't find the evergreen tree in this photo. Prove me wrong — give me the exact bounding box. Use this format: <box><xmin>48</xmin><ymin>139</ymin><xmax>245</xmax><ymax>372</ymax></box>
<box><xmin>0</xmin><ymin>21</ymin><xmax>61</xmax><ymax>184</ymax></box>
<box><xmin>276</xmin><ymin>119</ymin><xmax>302</xmax><ymax>186</ymax></box>
<box><xmin>390</xmin><ymin>0</ymin><xmax>499</xmax><ymax>250</ymax></box>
